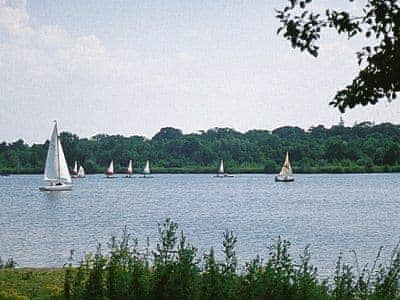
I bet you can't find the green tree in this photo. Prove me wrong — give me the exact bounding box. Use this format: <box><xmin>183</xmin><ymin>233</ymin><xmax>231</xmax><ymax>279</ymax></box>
<box><xmin>152</xmin><ymin>127</ymin><xmax>183</xmax><ymax>141</ymax></box>
<box><xmin>2</xmin><ymin>123</ymin><xmax>400</xmax><ymax>174</ymax></box>
<box><xmin>383</xmin><ymin>141</ymin><xmax>400</xmax><ymax>165</ymax></box>
<box><xmin>325</xmin><ymin>137</ymin><xmax>348</xmax><ymax>162</ymax></box>
<box><xmin>276</xmin><ymin>0</ymin><xmax>400</xmax><ymax>112</ymax></box>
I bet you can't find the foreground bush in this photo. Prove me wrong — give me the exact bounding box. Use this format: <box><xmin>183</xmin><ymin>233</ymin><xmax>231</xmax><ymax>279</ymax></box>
<box><xmin>62</xmin><ymin>219</ymin><xmax>400</xmax><ymax>300</ymax></box>
<box><xmin>0</xmin><ymin>257</ymin><xmax>17</xmax><ymax>269</ymax></box>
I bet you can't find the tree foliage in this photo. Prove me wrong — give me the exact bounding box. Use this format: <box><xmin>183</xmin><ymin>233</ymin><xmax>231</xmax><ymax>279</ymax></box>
<box><xmin>1</xmin><ymin>123</ymin><xmax>400</xmax><ymax>174</ymax></box>
<box><xmin>276</xmin><ymin>0</ymin><xmax>400</xmax><ymax>112</ymax></box>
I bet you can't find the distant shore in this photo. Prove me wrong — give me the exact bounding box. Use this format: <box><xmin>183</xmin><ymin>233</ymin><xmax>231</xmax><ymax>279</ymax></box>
<box><xmin>2</xmin><ymin>123</ymin><xmax>400</xmax><ymax>178</ymax></box>
<box><xmin>2</xmin><ymin>165</ymin><xmax>400</xmax><ymax>175</ymax></box>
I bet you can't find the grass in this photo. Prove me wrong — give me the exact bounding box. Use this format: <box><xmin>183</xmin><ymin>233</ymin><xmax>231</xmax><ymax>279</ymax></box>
<box><xmin>1</xmin><ymin>220</ymin><xmax>400</xmax><ymax>299</ymax></box>
<box><xmin>0</xmin><ymin>268</ymin><xmax>65</xmax><ymax>299</ymax></box>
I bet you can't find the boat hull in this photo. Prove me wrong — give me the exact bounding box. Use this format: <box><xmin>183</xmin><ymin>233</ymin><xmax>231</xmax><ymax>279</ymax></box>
<box><xmin>39</xmin><ymin>184</ymin><xmax>72</xmax><ymax>191</ymax></box>
<box><xmin>275</xmin><ymin>175</ymin><xmax>294</xmax><ymax>182</ymax></box>
<box><xmin>215</xmin><ymin>174</ymin><xmax>234</xmax><ymax>178</ymax></box>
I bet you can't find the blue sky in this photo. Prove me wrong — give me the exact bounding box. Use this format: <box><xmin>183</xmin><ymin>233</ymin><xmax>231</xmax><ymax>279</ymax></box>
<box><xmin>1</xmin><ymin>0</ymin><xmax>399</xmax><ymax>143</ymax></box>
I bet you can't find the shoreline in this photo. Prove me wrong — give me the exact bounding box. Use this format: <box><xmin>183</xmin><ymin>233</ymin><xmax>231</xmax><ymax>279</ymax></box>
<box><xmin>2</xmin><ymin>169</ymin><xmax>400</xmax><ymax>175</ymax></box>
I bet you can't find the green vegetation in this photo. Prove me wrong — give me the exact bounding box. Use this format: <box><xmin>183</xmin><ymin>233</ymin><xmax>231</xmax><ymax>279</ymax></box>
<box><xmin>0</xmin><ymin>268</ymin><xmax>65</xmax><ymax>299</ymax></box>
<box><xmin>276</xmin><ymin>0</ymin><xmax>400</xmax><ymax>112</ymax></box>
<box><xmin>0</xmin><ymin>257</ymin><xmax>17</xmax><ymax>269</ymax></box>
<box><xmin>1</xmin><ymin>122</ymin><xmax>400</xmax><ymax>174</ymax></box>
<box><xmin>2</xmin><ymin>219</ymin><xmax>400</xmax><ymax>299</ymax></box>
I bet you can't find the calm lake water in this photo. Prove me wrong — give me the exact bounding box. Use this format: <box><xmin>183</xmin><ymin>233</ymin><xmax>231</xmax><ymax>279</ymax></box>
<box><xmin>0</xmin><ymin>173</ymin><xmax>399</xmax><ymax>276</ymax></box>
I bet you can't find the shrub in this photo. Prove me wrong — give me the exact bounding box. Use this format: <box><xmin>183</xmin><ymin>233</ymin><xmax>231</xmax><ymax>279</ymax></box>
<box><xmin>64</xmin><ymin>220</ymin><xmax>400</xmax><ymax>300</ymax></box>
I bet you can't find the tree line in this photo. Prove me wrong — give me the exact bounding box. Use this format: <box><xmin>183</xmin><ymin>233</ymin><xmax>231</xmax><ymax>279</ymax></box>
<box><xmin>1</xmin><ymin>121</ymin><xmax>400</xmax><ymax>174</ymax></box>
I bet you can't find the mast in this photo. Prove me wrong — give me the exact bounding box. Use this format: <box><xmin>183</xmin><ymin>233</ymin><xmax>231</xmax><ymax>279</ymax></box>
<box><xmin>55</xmin><ymin>121</ymin><xmax>61</xmax><ymax>183</ymax></box>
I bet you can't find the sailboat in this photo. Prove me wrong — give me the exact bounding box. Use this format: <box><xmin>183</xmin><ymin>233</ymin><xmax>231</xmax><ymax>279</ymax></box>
<box><xmin>215</xmin><ymin>160</ymin><xmax>234</xmax><ymax>177</ymax></box>
<box><xmin>78</xmin><ymin>165</ymin><xmax>85</xmax><ymax>178</ymax></box>
<box><xmin>39</xmin><ymin>121</ymin><xmax>72</xmax><ymax>191</ymax></box>
<box><xmin>105</xmin><ymin>160</ymin><xmax>116</xmax><ymax>178</ymax></box>
<box><xmin>275</xmin><ymin>152</ymin><xmax>294</xmax><ymax>182</ymax></box>
<box><xmin>142</xmin><ymin>160</ymin><xmax>152</xmax><ymax>178</ymax></box>
<box><xmin>125</xmin><ymin>160</ymin><xmax>133</xmax><ymax>178</ymax></box>
<box><xmin>72</xmin><ymin>160</ymin><xmax>78</xmax><ymax>178</ymax></box>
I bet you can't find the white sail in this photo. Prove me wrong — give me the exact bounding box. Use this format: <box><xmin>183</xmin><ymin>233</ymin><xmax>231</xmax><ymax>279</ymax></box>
<box><xmin>107</xmin><ymin>160</ymin><xmax>114</xmax><ymax>174</ymax></box>
<box><xmin>44</xmin><ymin>122</ymin><xmax>72</xmax><ymax>184</ymax></box>
<box><xmin>44</xmin><ymin>125</ymin><xmax>58</xmax><ymax>181</ymax></box>
<box><xmin>127</xmin><ymin>160</ymin><xmax>133</xmax><ymax>174</ymax></box>
<box><xmin>58</xmin><ymin>138</ymin><xmax>72</xmax><ymax>183</ymax></box>
<box><xmin>78</xmin><ymin>166</ymin><xmax>85</xmax><ymax>177</ymax></box>
<box><xmin>218</xmin><ymin>160</ymin><xmax>224</xmax><ymax>174</ymax></box>
<box><xmin>143</xmin><ymin>160</ymin><xmax>150</xmax><ymax>174</ymax></box>
<box><xmin>279</xmin><ymin>152</ymin><xmax>293</xmax><ymax>176</ymax></box>
<box><xmin>72</xmin><ymin>161</ymin><xmax>78</xmax><ymax>175</ymax></box>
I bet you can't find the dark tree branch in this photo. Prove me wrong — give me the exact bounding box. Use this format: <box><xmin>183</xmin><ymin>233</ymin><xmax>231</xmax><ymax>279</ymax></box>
<box><xmin>276</xmin><ymin>0</ymin><xmax>400</xmax><ymax>112</ymax></box>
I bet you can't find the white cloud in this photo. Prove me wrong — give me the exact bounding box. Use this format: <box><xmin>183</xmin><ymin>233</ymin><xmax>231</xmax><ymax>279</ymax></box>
<box><xmin>4</xmin><ymin>0</ymin><xmax>27</xmax><ymax>9</ymax></box>
<box><xmin>0</xmin><ymin>0</ymin><xmax>399</xmax><ymax>143</ymax></box>
<box><xmin>0</xmin><ymin>0</ymin><xmax>120</xmax><ymax>85</ymax></box>
<box><xmin>38</xmin><ymin>25</ymin><xmax>72</xmax><ymax>48</ymax></box>
<box><xmin>0</xmin><ymin>0</ymin><xmax>33</xmax><ymax>39</ymax></box>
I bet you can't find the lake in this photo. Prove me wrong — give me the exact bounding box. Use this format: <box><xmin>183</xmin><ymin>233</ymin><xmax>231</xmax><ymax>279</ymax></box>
<box><xmin>0</xmin><ymin>173</ymin><xmax>399</xmax><ymax>276</ymax></box>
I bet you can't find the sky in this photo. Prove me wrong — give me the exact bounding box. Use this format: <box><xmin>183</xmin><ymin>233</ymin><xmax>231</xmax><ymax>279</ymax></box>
<box><xmin>0</xmin><ymin>0</ymin><xmax>399</xmax><ymax>144</ymax></box>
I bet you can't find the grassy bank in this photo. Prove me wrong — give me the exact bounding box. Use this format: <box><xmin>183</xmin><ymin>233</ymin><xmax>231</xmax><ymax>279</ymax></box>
<box><xmin>0</xmin><ymin>268</ymin><xmax>65</xmax><ymax>299</ymax></box>
<box><xmin>2</xmin><ymin>219</ymin><xmax>400</xmax><ymax>299</ymax></box>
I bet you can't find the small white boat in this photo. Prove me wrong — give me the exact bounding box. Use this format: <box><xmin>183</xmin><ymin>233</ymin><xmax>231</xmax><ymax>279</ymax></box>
<box><xmin>142</xmin><ymin>160</ymin><xmax>152</xmax><ymax>178</ymax></box>
<box><xmin>39</xmin><ymin>183</ymin><xmax>72</xmax><ymax>192</ymax></box>
<box><xmin>125</xmin><ymin>160</ymin><xmax>133</xmax><ymax>178</ymax></box>
<box><xmin>72</xmin><ymin>160</ymin><xmax>78</xmax><ymax>178</ymax></box>
<box><xmin>78</xmin><ymin>165</ymin><xmax>85</xmax><ymax>178</ymax></box>
<box><xmin>215</xmin><ymin>160</ymin><xmax>234</xmax><ymax>177</ymax></box>
<box><xmin>275</xmin><ymin>152</ymin><xmax>294</xmax><ymax>182</ymax></box>
<box><xmin>105</xmin><ymin>160</ymin><xmax>116</xmax><ymax>178</ymax></box>
<box><xmin>39</xmin><ymin>121</ymin><xmax>72</xmax><ymax>191</ymax></box>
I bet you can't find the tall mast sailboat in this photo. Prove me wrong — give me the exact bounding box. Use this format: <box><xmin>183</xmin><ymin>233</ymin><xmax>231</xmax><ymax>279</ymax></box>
<box><xmin>218</xmin><ymin>160</ymin><xmax>224</xmax><ymax>175</ymax></box>
<box><xmin>105</xmin><ymin>160</ymin><xmax>115</xmax><ymax>178</ymax></box>
<box><xmin>275</xmin><ymin>152</ymin><xmax>294</xmax><ymax>182</ymax></box>
<box><xmin>72</xmin><ymin>160</ymin><xmax>78</xmax><ymax>178</ymax></box>
<box><xmin>215</xmin><ymin>159</ymin><xmax>234</xmax><ymax>178</ymax></box>
<box><xmin>142</xmin><ymin>160</ymin><xmax>151</xmax><ymax>178</ymax></box>
<box><xmin>39</xmin><ymin>121</ymin><xmax>72</xmax><ymax>191</ymax></box>
<box><xmin>78</xmin><ymin>165</ymin><xmax>85</xmax><ymax>178</ymax></box>
<box><xmin>125</xmin><ymin>160</ymin><xmax>133</xmax><ymax>178</ymax></box>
